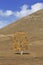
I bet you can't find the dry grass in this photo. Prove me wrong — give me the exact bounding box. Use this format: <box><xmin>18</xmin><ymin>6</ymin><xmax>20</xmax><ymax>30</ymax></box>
<box><xmin>0</xmin><ymin>55</ymin><xmax>43</xmax><ymax>65</ymax></box>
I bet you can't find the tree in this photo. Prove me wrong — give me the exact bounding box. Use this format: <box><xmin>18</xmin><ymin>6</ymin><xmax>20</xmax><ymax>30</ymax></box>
<box><xmin>12</xmin><ymin>32</ymin><xmax>29</xmax><ymax>55</ymax></box>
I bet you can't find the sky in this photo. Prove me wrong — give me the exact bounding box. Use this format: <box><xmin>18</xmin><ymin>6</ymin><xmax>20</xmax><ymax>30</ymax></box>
<box><xmin>0</xmin><ymin>0</ymin><xmax>43</xmax><ymax>28</ymax></box>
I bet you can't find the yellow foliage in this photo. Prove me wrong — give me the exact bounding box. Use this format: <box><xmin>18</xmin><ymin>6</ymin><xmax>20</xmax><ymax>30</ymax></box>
<box><xmin>12</xmin><ymin>32</ymin><xmax>29</xmax><ymax>51</ymax></box>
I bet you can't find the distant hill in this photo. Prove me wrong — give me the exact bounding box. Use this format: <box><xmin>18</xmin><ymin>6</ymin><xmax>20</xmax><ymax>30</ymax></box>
<box><xmin>0</xmin><ymin>9</ymin><xmax>43</xmax><ymax>34</ymax></box>
<box><xmin>0</xmin><ymin>9</ymin><xmax>43</xmax><ymax>41</ymax></box>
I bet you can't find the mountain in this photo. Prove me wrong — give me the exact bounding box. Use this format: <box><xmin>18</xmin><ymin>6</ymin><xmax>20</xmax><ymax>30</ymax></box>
<box><xmin>0</xmin><ymin>9</ymin><xmax>43</xmax><ymax>35</ymax></box>
<box><xmin>0</xmin><ymin>9</ymin><xmax>43</xmax><ymax>41</ymax></box>
<box><xmin>0</xmin><ymin>9</ymin><xmax>43</xmax><ymax>57</ymax></box>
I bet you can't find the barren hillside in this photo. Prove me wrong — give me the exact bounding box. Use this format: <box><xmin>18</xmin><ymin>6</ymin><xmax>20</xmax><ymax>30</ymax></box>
<box><xmin>0</xmin><ymin>9</ymin><xmax>43</xmax><ymax>41</ymax></box>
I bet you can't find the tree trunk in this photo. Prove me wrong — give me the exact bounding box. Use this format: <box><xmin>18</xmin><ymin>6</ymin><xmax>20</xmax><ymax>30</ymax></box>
<box><xmin>20</xmin><ymin>51</ymin><xmax>23</xmax><ymax>55</ymax></box>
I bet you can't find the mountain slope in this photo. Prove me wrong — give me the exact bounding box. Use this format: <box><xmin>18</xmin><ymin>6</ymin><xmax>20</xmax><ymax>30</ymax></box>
<box><xmin>0</xmin><ymin>9</ymin><xmax>43</xmax><ymax>42</ymax></box>
<box><xmin>0</xmin><ymin>9</ymin><xmax>43</xmax><ymax>35</ymax></box>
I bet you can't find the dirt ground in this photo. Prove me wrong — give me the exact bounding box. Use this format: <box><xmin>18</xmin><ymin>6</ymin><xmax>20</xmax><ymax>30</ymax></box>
<box><xmin>0</xmin><ymin>55</ymin><xmax>43</xmax><ymax>65</ymax></box>
<box><xmin>0</xmin><ymin>42</ymin><xmax>43</xmax><ymax>65</ymax></box>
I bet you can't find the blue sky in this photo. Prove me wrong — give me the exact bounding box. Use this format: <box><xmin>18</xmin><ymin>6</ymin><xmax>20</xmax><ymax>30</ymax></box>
<box><xmin>0</xmin><ymin>0</ymin><xmax>43</xmax><ymax>28</ymax></box>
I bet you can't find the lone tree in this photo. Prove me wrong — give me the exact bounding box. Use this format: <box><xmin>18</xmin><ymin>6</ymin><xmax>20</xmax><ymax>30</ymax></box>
<box><xmin>12</xmin><ymin>32</ymin><xmax>29</xmax><ymax>55</ymax></box>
